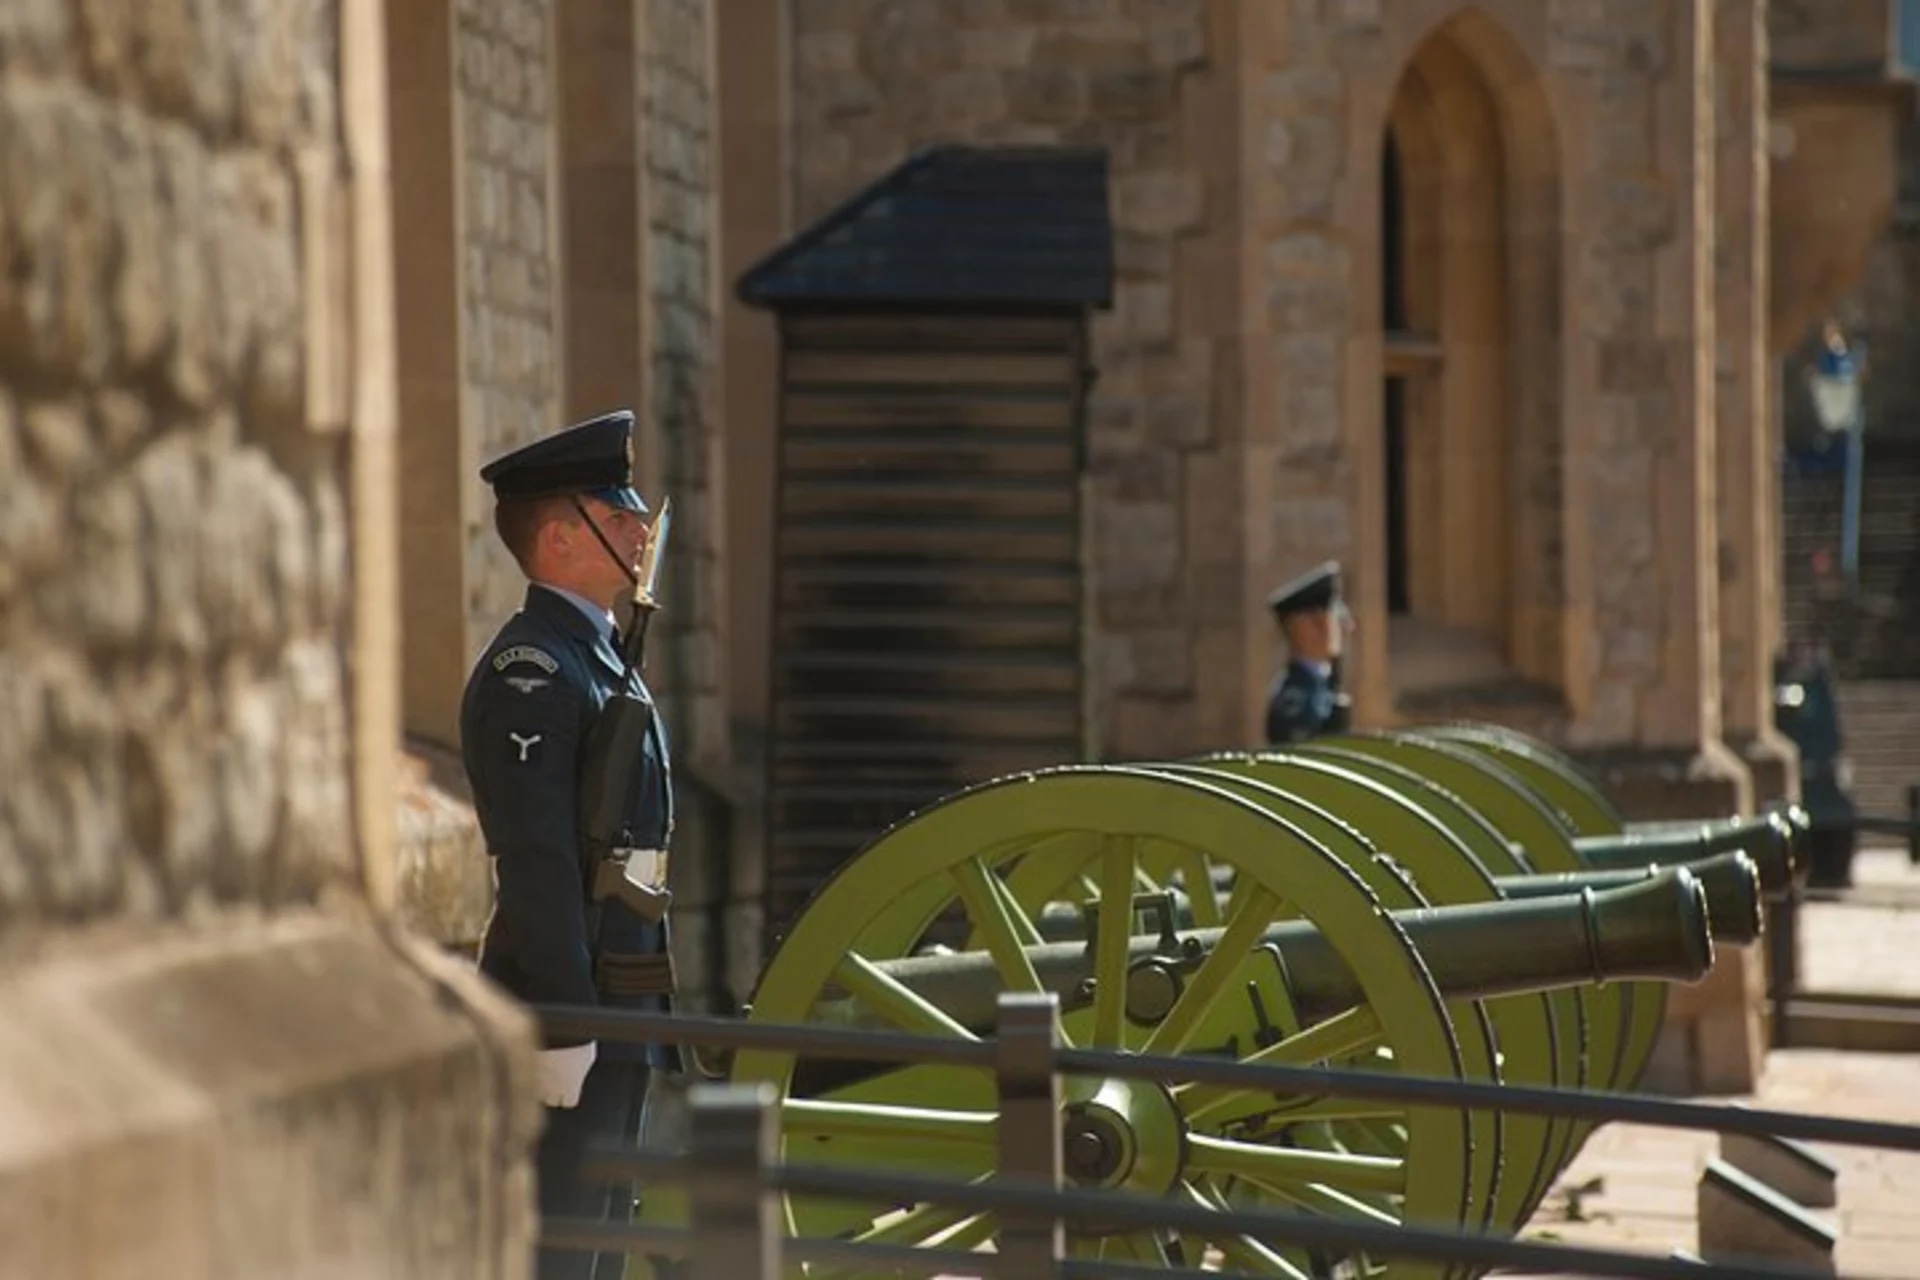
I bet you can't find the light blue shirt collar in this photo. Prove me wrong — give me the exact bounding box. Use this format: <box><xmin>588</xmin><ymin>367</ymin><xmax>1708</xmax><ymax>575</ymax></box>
<box><xmin>534</xmin><ymin>582</ymin><xmax>616</xmax><ymax>647</ymax></box>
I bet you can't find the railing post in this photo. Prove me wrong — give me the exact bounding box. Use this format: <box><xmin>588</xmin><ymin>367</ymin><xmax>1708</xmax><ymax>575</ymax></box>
<box><xmin>1766</xmin><ymin>883</ymin><xmax>1801</xmax><ymax>1048</ymax></box>
<box><xmin>995</xmin><ymin>991</ymin><xmax>1064</xmax><ymax>1277</ymax></box>
<box><xmin>1907</xmin><ymin>784</ymin><xmax>1919</xmax><ymax>865</ymax></box>
<box><xmin>687</xmin><ymin>1082</ymin><xmax>782</xmax><ymax>1280</ymax></box>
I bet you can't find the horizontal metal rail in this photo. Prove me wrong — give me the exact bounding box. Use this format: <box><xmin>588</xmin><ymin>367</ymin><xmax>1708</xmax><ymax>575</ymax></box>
<box><xmin>772</xmin><ymin>1163</ymin><xmax>1859</xmax><ymax>1280</ymax></box>
<box><xmin>559</xmin><ymin>1132</ymin><xmax>1882</xmax><ymax>1280</ymax></box>
<box><xmin>536</xmin><ymin>994</ymin><xmax>1920</xmax><ymax>1280</ymax></box>
<box><xmin>537</xmin><ymin>1003</ymin><xmax>1920</xmax><ymax>1152</ymax></box>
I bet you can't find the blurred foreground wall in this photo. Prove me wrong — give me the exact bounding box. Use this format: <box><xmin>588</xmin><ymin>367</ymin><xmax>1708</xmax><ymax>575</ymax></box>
<box><xmin>0</xmin><ymin>4</ymin><xmax>536</xmax><ymax>1276</ymax></box>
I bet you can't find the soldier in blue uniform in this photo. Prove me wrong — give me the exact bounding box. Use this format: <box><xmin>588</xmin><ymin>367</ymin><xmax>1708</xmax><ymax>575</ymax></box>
<box><xmin>461</xmin><ymin>410</ymin><xmax>680</xmax><ymax>1280</ymax></box>
<box><xmin>1773</xmin><ymin>640</ymin><xmax>1858</xmax><ymax>889</ymax></box>
<box><xmin>1264</xmin><ymin>560</ymin><xmax>1354</xmax><ymax>745</ymax></box>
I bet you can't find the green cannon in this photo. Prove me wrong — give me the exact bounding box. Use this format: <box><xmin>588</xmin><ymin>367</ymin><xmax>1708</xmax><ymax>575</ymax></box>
<box><xmin>829</xmin><ymin>867</ymin><xmax>1714</xmax><ymax>1040</ymax></box>
<box><xmin>628</xmin><ymin>722</ymin><xmax>1786</xmax><ymax>1280</ymax></box>
<box><xmin>1029</xmin><ymin>849</ymin><xmax>1765</xmax><ymax>949</ymax></box>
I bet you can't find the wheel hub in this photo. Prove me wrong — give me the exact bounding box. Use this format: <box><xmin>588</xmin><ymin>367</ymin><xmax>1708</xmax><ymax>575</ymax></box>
<box><xmin>1059</xmin><ymin>1077</ymin><xmax>1184</xmax><ymax>1197</ymax></box>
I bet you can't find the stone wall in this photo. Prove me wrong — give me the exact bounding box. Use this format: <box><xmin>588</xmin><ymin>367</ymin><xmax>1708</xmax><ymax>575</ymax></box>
<box><xmin>644</xmin><ymin>0</ymin><xmax>728</xmax><ymax>772</ymax></box>
<box><xmin>457</xmin><ymin>0</ymin><xmax>562</xmax><ymax>642</ymax></box>
<box><xmin>0</xmin><ymin>0</ymin><xmax>357</xmax><ymax>932</ymax></box>
<box><xmin>1769</xmin><ymin>0</ymin><xmax>1895</xmax><ymax>69</ymax></box>
<box><xmin>640</xmin><ymin>0</ymin><xmax>741</xmax><ymax>1007</ymax></box>
<box><xmin>789</xmin><ymin>0</ymin><xmax>1226</xmax><ymax>759</ymax></box>
<box><xmin>784</xmin><ymin>0</ymin><xmax>1756</xmax><ymax>777</ymax></box>
<box><xmin>0</xmin><ymin>1</ymin><xmax>532</xmax><ymax>1274</ymax></box>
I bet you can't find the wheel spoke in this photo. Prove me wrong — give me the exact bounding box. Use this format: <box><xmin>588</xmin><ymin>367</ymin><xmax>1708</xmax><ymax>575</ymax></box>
<box><xmin>845</xmin><ymin>1198</ymin><xmax>977</xmax><ymax>1250</ymax></box>
<box><xmin>1140</xmin><ymin>884</ymin><xmax>1281</xmax><ymax>1056</ymax></box>
<box><xmin>1179</xmin><ymin>846</ymin><xmax>1222</xmax><ymax>928</ymax></box>
<box><xmin>932</xmin><ymin>1210</ymin><xmax>996</xmax><ymax>1254</ymax></box>
<box><xmin>984</xmin><ymin>856</ymin><xmax>1045</xmax><ymax>948</ymax></box>
<box><xmin>1090</xmin><ymin>837</ymin><xmax>1137</xmax><ymax>1048</ymax></box>
<box><xmin>1180</xmin><ymin>1180</ymin><xmax>1312</xmax><ymax>1278</ymax></box>
<box><xmin>951</xmin><ymin>857</ymin><xmax>1045</xmax><ymax>996</ymax></box>
<box><xmin>832</xmin><ymin>952</ymin><xmax>979</xmax><ymax>1041</ymax></box>
<box><xmin>1180</xmin><ymin>1005</ymin><xmax>1386</xmax><ymax>1125</ymax></box>
<box><xmin>1241</xmin><ymin>1173</ymin><xmax>1401</xmax><ymax>1227</ymax></box>
<box><xmin>1186</xmin><ymin>1131</ymin><xmax>1406</xmax><ymax>1196</ymax></box>
<box><xmin>782</xmin><ymin>1098</ymin><xmax>995</xmax><ymax>1149</ymax></box>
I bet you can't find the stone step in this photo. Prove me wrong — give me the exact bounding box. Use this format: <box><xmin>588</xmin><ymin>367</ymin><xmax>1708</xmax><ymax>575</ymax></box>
<box><xmin>1696</xmin><ymin>1159</ymin><xmax>1837</xmax><ymax>1273</ymax></box>
<box><xmin>1718</xmin><ymin>1128</ymin><xmax>1839</xmax><ymax>1209</ymax></box>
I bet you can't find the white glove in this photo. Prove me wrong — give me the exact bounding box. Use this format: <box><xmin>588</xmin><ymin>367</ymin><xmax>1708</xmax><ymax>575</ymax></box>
<box><xmin>537</xmin><ymin>1041</ymin><xmax>598</xmax><ymax>1108</ymax></box>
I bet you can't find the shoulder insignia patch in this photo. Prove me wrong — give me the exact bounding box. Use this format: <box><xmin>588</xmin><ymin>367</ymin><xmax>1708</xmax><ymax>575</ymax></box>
<box><xmin>493</xmin><ymin>645</ymin><xmax>559</xmax><ymax>675</ymax></box>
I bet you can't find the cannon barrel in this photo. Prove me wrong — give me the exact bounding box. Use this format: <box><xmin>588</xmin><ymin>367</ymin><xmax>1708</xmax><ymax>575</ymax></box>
<box><xmin>1553</xmin><ymin>813</ymin><xmax>1796</xmax><ymax>892</ymax></box>
<box><xmin>852</xmin><ymin>869</ymin><xmax>1713</xmax><ymax>1034</ymax></box>
<box><xmin>1037</xmin><ymin>850</ymin><xmax>1763</xmax><ymax>947</ymax></box>
<box><xmin>1491</xmin><ymin>851</ymin><xmax>1763</xmax><ymax>945</ymax></box>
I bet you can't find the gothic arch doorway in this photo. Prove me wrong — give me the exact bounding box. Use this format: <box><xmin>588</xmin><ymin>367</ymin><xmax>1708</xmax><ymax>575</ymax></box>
<box><xmin>1380</xmin><ymin>12</ymin><xmax>1566</xmax><ymax>709</ymax></box>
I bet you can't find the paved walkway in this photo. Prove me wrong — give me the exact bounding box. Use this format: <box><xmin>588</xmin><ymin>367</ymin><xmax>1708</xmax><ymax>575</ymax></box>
<box><xmin>1516</xmin><ymin>845</ymin><xmax>1920</xmax><ymax>1279</ymax></box>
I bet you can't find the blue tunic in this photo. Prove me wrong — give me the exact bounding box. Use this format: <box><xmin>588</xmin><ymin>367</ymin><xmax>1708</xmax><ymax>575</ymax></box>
<box><xmin>1265</xmin><ymin>659</ymin><xmax>1344</xmax><ymax>745</ymax></box>
<box><xmin>460</xmin><ymin>584</ymin><xmax>677</xmax><ymax>1068</ymax></box>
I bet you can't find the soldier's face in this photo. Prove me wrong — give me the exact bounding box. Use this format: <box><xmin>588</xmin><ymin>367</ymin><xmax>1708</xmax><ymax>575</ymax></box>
<box><xmin>564</xmin><ymin>497</ymin><xmax>651</xmax><ymax>599</ymax></box>
<box><xmin>1286</xmin><ymin>606</ymin><xmax>1347</xmax><ymax>660</ymax></box>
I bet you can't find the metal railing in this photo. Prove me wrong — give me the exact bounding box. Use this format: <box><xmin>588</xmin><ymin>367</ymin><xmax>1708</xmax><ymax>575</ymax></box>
<box><xmin>1765</xmin><ymin>798</ymin><xmax>1920</xmax><ymax>1047</ymax></box>
<box><xmin>536</xmin><ymin>998</ymin><xmax>1920</xmax><ymax>1280</ymax></box>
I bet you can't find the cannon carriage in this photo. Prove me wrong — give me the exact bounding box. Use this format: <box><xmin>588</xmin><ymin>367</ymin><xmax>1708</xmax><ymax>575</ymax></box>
<box><xmin>643</xmin><ymin>723</ymin><xmax>1806</xmax><ymax>1278</ymax></box>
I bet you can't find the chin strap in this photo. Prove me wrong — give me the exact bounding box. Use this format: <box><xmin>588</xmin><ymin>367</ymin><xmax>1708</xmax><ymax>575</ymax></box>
<box><xmin>570</xmin><ymin>498</ymin><xmax>639</xmax><ymax>587</ymax></box>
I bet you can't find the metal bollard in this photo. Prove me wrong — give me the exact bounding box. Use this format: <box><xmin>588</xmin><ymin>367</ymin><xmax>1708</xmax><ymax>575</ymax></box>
<box><xmin>687</xmin><ymin>1082</ymin><xmax>783</xmax><ymax>1280</ymax></box>
<box><xmin>995</xmin><ymin>992</ymin><xmax>1065</xmax><ymax>1276</ymax></box>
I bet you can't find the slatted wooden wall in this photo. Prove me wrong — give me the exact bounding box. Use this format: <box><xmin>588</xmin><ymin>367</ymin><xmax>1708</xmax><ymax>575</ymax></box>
<box><xmin>765</xmin><ymin>310</ymin><xmax>1091</xmax><ymax>937</ymax></box>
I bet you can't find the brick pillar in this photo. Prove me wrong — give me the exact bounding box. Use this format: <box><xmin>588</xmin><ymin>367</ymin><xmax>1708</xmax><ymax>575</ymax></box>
<box><xmin>389</xmin><ymin>0</ymin><xmax>468</xmax><ymax>751</ymax></box>
<box><xmin>640</xmin><ymin>0</ymin><xmax>736</xmax><ymax>1014</ymax></box>
<box><xmin>715</xmin><ymin>0</ymin><xmax>789</xmax><ymax>1005</ymax></box>
<box><xmin>1568</xmin><ymin>0</ymin><xmax>1753</xmax><ymax>824</ymax></box>
<box><xmin>1715</xmin><ymin>0</ymin><xmax>1799</xmax><ymax>808</ymax></box>
<box><xmin>557</xmin><ymin>0</ymin><xmax>643</xmax><ymax>425</ymax></box>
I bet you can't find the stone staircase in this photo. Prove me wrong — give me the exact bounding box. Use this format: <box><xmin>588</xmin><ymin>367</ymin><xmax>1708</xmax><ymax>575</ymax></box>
<box><xmin>1781</xmin><ymin>438</ymin><xmax>1920</xmax><ymax>677</ymax></box>
<box><xmin>1833</xmin><ymin>680</ymin><xmax>1920</xmax><ymax>825</ymax></box>
<box><xmin>1782</xmin><ymin>441</ymin><xmax>1920</xmax><ymax>829</ymax></box>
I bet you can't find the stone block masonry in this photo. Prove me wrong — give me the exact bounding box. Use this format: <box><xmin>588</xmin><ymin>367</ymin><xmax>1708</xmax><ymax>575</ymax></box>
<box><xmin>640</xmin><ymin>0</ymin><xmax>741</xmax><ymax>1010</ymax></box>
<box><xmin>0</xmin><ymin>2</ymin><xmax>534</xmax><ymax>1273</ymax></box>
<box><xmin>457</xmin><ymin>0</ymin><xmax>563</xmax><ymax>642</ymax></box>
<box><xmin>0</xmin><ymin>0</ymin><xmax>358</xmax><ymax>927</ymax></box>
<box><xmin>644</xmin><ymin>0</ymin><xmax>728</xmax><ymax>776</ymax></box>
<box><xmin>789</xmin><ymin>0</ymin><xmax>1223</xmax><ymax>760</ymax></box>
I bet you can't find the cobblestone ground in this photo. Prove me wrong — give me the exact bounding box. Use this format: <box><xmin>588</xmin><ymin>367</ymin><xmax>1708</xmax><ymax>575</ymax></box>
<box><xmin>1516</xmin><ymin>845</ymin><xmax>1920</xmax><ymax>1278</ymax></box>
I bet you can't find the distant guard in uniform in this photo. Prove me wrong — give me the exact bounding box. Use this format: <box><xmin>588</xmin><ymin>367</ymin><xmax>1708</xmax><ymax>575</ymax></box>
<box><xmin>1264</xmin><ymin>560</ymin><xmax>1355</xmax><ymax>745</ymax></box>
<box><xmin>1773</xmin><ymin>640</ymin><xmax>1858</xmax><ymax>889</ymax></box>
<box><xmin>461</xmin><ymin>410</ymin><xmax>680</xmax><ymax>1280</ymax></box>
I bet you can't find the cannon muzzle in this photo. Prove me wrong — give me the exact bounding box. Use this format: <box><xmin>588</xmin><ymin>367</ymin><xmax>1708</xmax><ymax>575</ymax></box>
<box><xmin>1492</xmin><ymin>850</ymin><xmax>1763</xmax><ymax>945</ymax></box>
<box><xmin>1561</xmin><ymin>809</ymin><xmax>1798</xmax><ymax>893</ymax></box>
<box><xmin>846</xmin><ymin>869</ymin><xmax>1713</xmax><ymax>1035</ymax></box>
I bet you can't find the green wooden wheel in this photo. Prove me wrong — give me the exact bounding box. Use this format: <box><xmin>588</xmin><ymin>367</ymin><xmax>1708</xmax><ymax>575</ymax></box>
<box><xmin>727</xmin><ymin>767</ymin><xmax>1475</xmax><ymax>1278</ymax></box>
<box><xmin>1150</xmin><ymin>763</ymin><xmax>1509</xmax><ymax>1252</ymax></box>
<box><xmin>1417</xmin><ymin>723</ymin><xmax>1625</xmax><ymax>834</ymax></box>
<box><xmin>1398</xmin><ymin>726</ymin><xmax>1678</xmax><ymax>1096</ymax></box>
<box><xmin>1190</xmin><ymin>752</ymin><xmax>1582</xmax><ymax>1230</ymax></box>
<box><xmin>1300</xmin><ymin>734</ymin><xmax>1640</xmax><ymax>1105</ymax></box>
